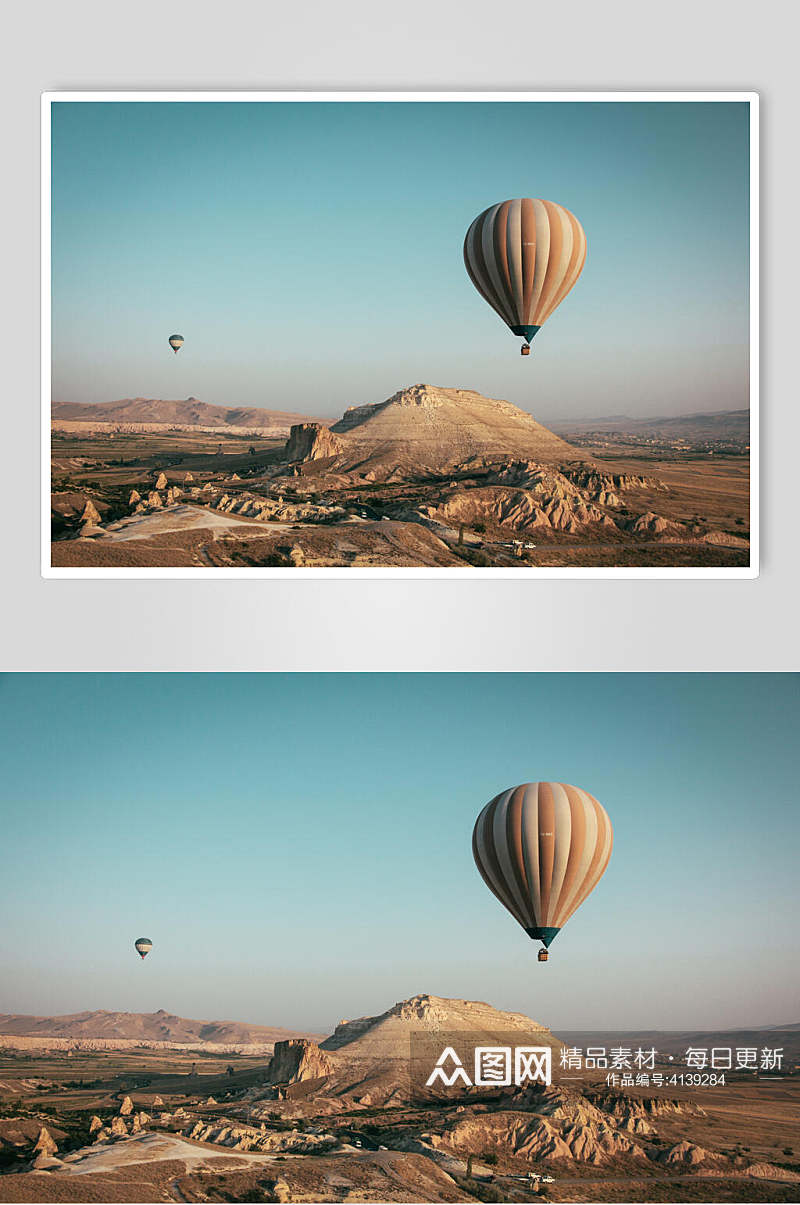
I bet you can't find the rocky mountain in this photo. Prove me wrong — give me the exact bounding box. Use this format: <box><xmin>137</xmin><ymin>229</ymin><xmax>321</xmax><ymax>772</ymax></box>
<box><xmin>52</xmin><ymin>397</ymin><xmax>318</xmax><ymax>434</ymax></box>
<box><xmin>240</xmin><ymin>997</ymin><xmax>772</xmax><ymax>1178</ymax></box>
<box><xmin>286</xmin><ymin>384</ymin><xmax>581</xmax><ymax>477</ymax></box>
<box><xmin>0</xmin><ymin>1008</ymin><xmax>317</xmax><ymax>1047</ymax></box>
<box><xmin>321</xmin><ymin>994</ymin><xmax>562</xmax><ymax>1057</ymax></box>
<box><xmin>246</xmin><ymin>995</ymin><xmax>563</xmax><ymax>1111</ymax></box>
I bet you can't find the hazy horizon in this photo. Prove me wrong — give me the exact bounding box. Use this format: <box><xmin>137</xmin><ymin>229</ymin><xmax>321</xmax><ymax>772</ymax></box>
<box><xmin>1</xmin><ymin>674</ymin><xmax>795</xmax><ymax>1034</ymax></box>
<box><xmin>1</xmin><ymin>1006</ymin><xmax>795</xmax><ymax>1038</ymax></box>
<box><xmin>51</xmin><ymin>100</ymin><xmax>750</xmax><ymax>422</ymax></box>
<box><xmin>49</xmin><ymin>390</ymin><xmax>750</xmax><ymax>427</ymax></box>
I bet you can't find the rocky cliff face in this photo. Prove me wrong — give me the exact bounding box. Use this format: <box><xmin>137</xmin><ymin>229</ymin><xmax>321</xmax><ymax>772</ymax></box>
<box><xmin>286</xmin><ymin>423</ymin><xmax>345</xmax><ymax>463</ymax></box>
<box><xmin>268</xmin><ymin>1039</ymin><xmax>334</xmax><ymax>1085</ymax></box>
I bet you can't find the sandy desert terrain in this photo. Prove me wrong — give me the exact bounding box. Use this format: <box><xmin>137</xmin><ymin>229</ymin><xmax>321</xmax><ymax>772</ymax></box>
<box><xmin>1</xmin><ymin>996</ymin><xmax>795</xmax><ymax>1203</ymax></box>
<box><xmin>49</xmin><ymin>387</ymin><xmax>750</xmax><ymax>570</ymax></box>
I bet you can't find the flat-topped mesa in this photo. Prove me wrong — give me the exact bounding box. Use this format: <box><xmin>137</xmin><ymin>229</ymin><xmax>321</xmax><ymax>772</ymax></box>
<box><xmin>334</xmin><ymin>384</ymin><xmax>449</xmax><ymax>431</ymax></box>
<box><xmin>285</xmin><ymin>423</ymin><xmax>344</xmax><ymax>463</ymax></box>
<box><xmin>322</xmin><ymin>384</ymin><xmax>582</xmax><ymax>476</ymax></box>
<box><xmin>322</xmin><ymin>993</ymin><xmax>560</xmax><ymax>1055</ymax></box>
<box><xmin>388</xmin><ymin>993</ymin><xmax>548</xmax><ymax>1029</ymax></box>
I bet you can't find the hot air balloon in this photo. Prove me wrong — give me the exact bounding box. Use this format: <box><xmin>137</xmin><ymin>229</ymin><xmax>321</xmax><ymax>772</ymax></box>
<box><xmin>134</xmin><ymin>937</ymin><xmax>153</xmax><ymax>960</ymax></box>
<box><xmin>472</xmin><ymin>782</ymin><xmax>612</xmax><ymax>961</ymax></box>
<box><xmin>463</xmin><ymin>199</ymin><xmax>586</xmax><ymax>355</ymax></box>
<box><xmin>168</xmin><ymin>335</ymin><xmax>184</xmax><ymax>354</ymax></box>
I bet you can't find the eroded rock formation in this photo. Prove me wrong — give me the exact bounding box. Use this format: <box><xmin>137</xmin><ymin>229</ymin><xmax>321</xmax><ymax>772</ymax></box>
<box><xmin>286</xmin><ymin>423</ymin><xmax>345</xmax><ymax>463</ymax></box>
<box><xmin>268</xmin><ymin>1038</ymin><xmax>334</xmax><ymax>1086</ymax></box>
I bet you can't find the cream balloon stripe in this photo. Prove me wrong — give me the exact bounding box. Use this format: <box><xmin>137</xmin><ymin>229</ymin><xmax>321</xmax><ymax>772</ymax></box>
<box><xmin>472</xmin><ymin>782</ymin><xmax>612</xmax><ymax>940</ymax></box>
<box><xmin>463</xmin><ymin>199</ymin><xmax>586</xmax><ymax>334</ymax></box>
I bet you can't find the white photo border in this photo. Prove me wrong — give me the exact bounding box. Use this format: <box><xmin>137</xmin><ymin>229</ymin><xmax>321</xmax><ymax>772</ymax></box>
<box><xmin>41</xmin><ymin>91</ymin><xmax>759</xmax><ymax>580</ymax></box>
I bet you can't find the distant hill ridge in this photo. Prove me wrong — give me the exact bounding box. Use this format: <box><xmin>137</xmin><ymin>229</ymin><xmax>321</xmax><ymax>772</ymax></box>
<box><xmin>2</xmin><ymin>1001</ymin><xmax>792</xmax><ymax>1058</ymax></box>
<box><xmin>0</xmin><ymin>1008</ymin><xmax>317</xmax><ymax>1046</ymax></box>
<box><xmin>52</xmin><ymin>397</ymin><xmax>319</xmax><ymax>431</ymax></box>
<box><xmin>559</xmin><ymin>1023</ymin><xmax>800</xmax><ymax>1063</ymax></box>
<box><xmin>552</xmin><ymin>409</ymin><xmax>749</xmax><ymax>440</ymax></box>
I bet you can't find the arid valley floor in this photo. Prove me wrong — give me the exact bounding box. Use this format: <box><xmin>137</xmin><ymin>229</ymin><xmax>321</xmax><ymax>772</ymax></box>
<box><xmin>1</xmin><ymin>996</ymin><xmax>796</xmax><ymax>1203</ymax></box>
<box><xmin>50</xmin><ymin>388</ymin><xmax>750</xmax><ymax>570</ymax></box>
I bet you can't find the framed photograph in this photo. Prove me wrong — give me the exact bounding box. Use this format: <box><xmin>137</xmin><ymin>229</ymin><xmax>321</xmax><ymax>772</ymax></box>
<box><xmin>43</xmin><ymin>92</ymin><xmax>757</xmax><ymax>578</ymax></box>
<box><xmin>1</xmin><ymin>671</ymin><xmax>797</xmax><ymax>1202</ymax></box>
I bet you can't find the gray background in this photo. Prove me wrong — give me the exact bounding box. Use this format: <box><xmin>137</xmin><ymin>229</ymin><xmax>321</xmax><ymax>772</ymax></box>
<box><xmin>3</xmin><ymin>0</ymin><xmax>796</xmax><ymax>670</ymax></box>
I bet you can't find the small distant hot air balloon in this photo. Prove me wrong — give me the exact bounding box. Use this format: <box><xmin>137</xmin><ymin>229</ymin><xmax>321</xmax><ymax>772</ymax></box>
<box><xmin>472</xmin><ymin>783</ymin><xmax>612</xmax><ymax>961</ymax></box>
<box><xmin>464</xmin><ymin>198</ymin><xmax>586</xmax><ymax>355</ymax></box>
<box><xmin>134</xmin><ymin>937</ymin><xmax>153</xmax><ymax>960</ymax></box>
<box><xmin>168</xmin><ymin>334</ymin><xmax>184</xmax><ymax>354</ymax></box>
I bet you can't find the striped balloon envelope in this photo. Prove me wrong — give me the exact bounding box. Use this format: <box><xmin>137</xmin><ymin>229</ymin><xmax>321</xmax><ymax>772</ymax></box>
<box><xmin>463</xmin><ymin>198</ymin><xmax>586</xmax><ymax>351</ymax></box>
<box><xmin>168</xmin><ymin>334</ymin><xmax>184</xmax><ymax>354</ymax></box>
<box><xmin>472</xmin><ymin>782</ymin><xmax>612</xmax><ymax>952</ymax></box>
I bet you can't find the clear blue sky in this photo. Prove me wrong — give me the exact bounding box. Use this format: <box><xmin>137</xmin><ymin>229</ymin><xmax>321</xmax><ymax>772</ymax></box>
<box><xmin>1</xmin><ymin>674</ymin><xmax>795</xmax><ymax>1034</ymax></box>
<box><xmin>51</xmin><ymin>101</ymin><xmax>750</xmax><ymax>421</ymax></box>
